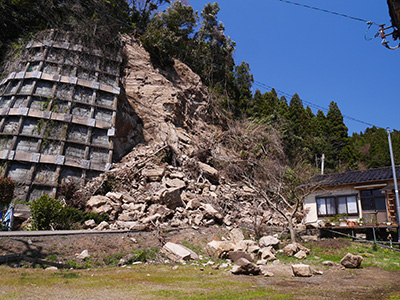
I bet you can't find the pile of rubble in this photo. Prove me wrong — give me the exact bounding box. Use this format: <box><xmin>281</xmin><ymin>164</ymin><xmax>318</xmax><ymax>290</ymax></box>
<box><xmin>83</xmin><ymin>143</ymin><xmax>288</xmax><ymax>232</ymax></box>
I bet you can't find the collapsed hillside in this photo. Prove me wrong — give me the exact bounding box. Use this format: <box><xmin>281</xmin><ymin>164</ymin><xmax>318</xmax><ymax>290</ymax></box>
<box><xmin>77</xmin><ymin>35</ymin><xmax>293</xmax><ymax>236</ymax></box>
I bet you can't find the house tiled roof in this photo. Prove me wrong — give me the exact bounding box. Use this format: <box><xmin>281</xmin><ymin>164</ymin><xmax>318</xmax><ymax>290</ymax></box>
<box><xmin>313</xmin><ymin>166</ymin><xmax>400</xmax><ymax>187</ymax></box>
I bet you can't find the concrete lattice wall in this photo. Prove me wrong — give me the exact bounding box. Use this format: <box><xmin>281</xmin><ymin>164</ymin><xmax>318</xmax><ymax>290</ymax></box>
<box><xmin>0</xmin><ymin>30</ymin><xmax>122</xmax><ymax>201</ymax></box>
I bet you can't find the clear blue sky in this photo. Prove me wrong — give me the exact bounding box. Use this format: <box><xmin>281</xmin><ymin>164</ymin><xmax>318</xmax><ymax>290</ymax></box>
<box><xmin>181</xmin><ymin>0</ymin><xmax>399</xmax><ymax>135</ymax></box>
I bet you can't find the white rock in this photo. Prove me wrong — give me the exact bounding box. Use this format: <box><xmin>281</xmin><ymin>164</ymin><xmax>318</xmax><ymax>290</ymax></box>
<box><xmin>76</xmin><ymin>250</ymin><xmax>90</xmax><ymax>260</ymax></box>
<box><xmin>291</xmin><ymin>264</ymin><xmax>313</xmax><ymax>277</ymax></box>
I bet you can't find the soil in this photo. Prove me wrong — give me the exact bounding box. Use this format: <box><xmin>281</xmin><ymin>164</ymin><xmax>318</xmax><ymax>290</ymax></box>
<box><xmin>0</xmin><ymin>227</ymin><xmax>400</xmax><ymax>300</ymax></box>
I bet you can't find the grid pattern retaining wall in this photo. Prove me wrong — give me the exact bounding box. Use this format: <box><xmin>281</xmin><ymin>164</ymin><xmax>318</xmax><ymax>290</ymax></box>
<box><xmin>0</xmin><ymin>30</ymin><xmax>122</xmax><ymax>201</ymax></box>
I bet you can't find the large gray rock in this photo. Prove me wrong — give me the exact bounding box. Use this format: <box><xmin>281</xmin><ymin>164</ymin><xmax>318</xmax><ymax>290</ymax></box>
<box><xmin>228</xmin><ymin>251</ymin><xmax>254</xmax><ymax>263</ymax></box>
<box><xmin>259</xmin><ymin>247</ymin><xmax>277</xmax><ymax>261</ymax></box>
<box><xmin>340</xmin><ymin>253</ymin><xmax>363</xmax><ymax>268</ymax></box>
<box><xmin>294</xmin><ymin>250</ymin><xmax>307</xmax><ymax>259</ymax></box>
<box><xmin>159</xmin><ymin>188</ymin><xmax>183</xmax><ymax>209</ymax></box>
<box><xmin>283</xmin><ymin>243</ymin><xmax>310</xmax><ymax>257</ymax></box>
<box><xmin>87</xmin><ymin>195</ymin><xmax>110</xmax><ymax>208</ymax></box>
<box><xmin>231</xmin><ymin>258</ymin><xmax>261</xmax><ymax>275</ymax></box>
<box><xmin>291</xmin><ymin>264</ymin><xmax>313</xmax><ymax>277</ymax></box>
<box><xmin>259</xmin><ymin>236</ymin><xmax>280</xmax><ymax>249</ymax></box>
<box><xmin>205</xmin><ymin>240</ymin><xmax>236</xmax><ymax>258</ymax></box>
<box><xmin>202</xmin><ymin>203</ymin><xmax>223</xmax><ymax>221</ymax></box>
<box><xmin>198</xmin><ymin>162</ymin><xmax>219</xmax><ymax>184</ymax></box>
<box><xmin>163</xmin><ymin>242</ymin><xmax>199</xmax><ymax>260</ymax></box>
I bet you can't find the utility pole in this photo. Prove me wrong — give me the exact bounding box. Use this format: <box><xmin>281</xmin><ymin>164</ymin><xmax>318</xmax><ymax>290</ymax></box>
<box><xmin>321</xmin><ymin>154</ymin><xmax>325</xmax><ymax>175</ymax></box>
<box><xmin>387</xmin><ymin>127</ymin><xmax>400</xmax><ymax>244</ymax></box>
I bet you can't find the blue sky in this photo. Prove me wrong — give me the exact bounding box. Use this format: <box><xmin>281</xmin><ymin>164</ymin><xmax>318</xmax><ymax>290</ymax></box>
<box><xmin>183</xmin><ymin>0</ymin><xmax>399</xmax><ymax>135</ymax></box>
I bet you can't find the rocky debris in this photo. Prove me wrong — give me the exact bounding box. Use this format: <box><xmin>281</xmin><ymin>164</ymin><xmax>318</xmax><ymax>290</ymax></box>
<box><xmin>162</xmin><ymin>242</ymin><xmax>199</xmax><ymax>261</ymax></box>
<box><xmin>294</xmin><ymin>250</ymin><xmax>307</xmax><ymax>259</ymax></box>
<box><xmin>231</xmin><ymin>258</ymin><xmax>261</xmax><ymax>275</ymax></box>
<box><xmin>83</xmin><ymin>219</ymin><xmax>96</xmax><ymax>229</ymax></box>
<box><xmin>283</xmin><ymin>243</ymin><xmax>310</xmax><ymax>257</ymax></box>
<box><xmin>291</xmin><ymin>264</ymin><xmax>313</xmax><ymax>277</ymax></box>
<box><xmin>322</xmin><ymin>261</ymin><xmax>337</xmax><ymax>267</ymax></box>
<box><xmin>76</xmin><ymin>250</ymin><xmax>90</xmax><ymax>260</ymax></box>
<box><xmin>205</xmin><ymin>240</ymin><xmax>236</xmax><ymax>258</ymax></box>
<box><xmin>259</xmin><ymin>246</ymin><xmax>276</xmax><ymax>261</ymax></box>
<box><xmin>259</xmin><ymin>266</ymin><xmax>274</xmax><ymax>277</ymax></box>
<box><xmin>94</xmin><ymin>221</ymin><xmax>110</xmax><ymax>231</ymax></box>
<box><xmin>340</xmin><ymin>253</ymin><xmax>363</xmax><ymax>268</ymax></box>
<box><xmin>228</xmin><ymin>251</ymin><xmax>254</xmax><ymax>263</ymax></box>
<box><xmin>259</xmin><ymin>236</ymin><xmax>280</xmax><ymax>249</ymax></box>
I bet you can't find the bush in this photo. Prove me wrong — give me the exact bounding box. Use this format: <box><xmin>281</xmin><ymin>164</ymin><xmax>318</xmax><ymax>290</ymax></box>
<box><xmin>30</xmin><ymin>194</ymin><xmax>64</xmax><ymax>230</ymax></box>
<box><xmin>0</xmin><ymin>177</ymin><xmax>15</xmax><ymax>206</ymax></box>
<box><xmin>30</xmin><ymin>194</ymin><xmax>109</xmax><ymax>230</ymax></box>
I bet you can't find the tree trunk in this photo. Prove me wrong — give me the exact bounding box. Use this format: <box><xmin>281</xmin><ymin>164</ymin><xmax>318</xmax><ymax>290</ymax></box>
<box><xmin>288</xmin><ymin>220</ymin><xmax>296</xmax><ymax>243</ymax></box>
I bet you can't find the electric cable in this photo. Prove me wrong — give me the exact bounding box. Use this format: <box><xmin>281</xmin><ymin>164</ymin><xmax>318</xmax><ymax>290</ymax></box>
<box><xmin>278</xmin><ymin>0</ymin><xmax>379</xmax><ymax>26</ymax></box>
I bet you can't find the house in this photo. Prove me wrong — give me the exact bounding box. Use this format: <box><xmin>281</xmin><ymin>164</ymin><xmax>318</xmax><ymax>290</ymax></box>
<box><xmin>304</xmin><ymin>166</ymin><xmax>400</xmax><ymax>228</ymax></box>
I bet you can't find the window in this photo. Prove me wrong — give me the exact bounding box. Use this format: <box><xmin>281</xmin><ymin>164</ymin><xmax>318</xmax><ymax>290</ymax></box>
<box><xmin>360</xmin><ymin>190</ymin><xmax>386</xmax><ymax>211</ymax></box>
<box><xmin>316</xmin><ymin>194</ymin><xmax>358</xmax><ymax>216</ymax></box>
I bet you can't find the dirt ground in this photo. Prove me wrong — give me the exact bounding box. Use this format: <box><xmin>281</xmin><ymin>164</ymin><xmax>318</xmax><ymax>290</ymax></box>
<box><xmin>0</xmin><ymin>227</ymin><xmax>400</xmax><ymax>299</ymax></box>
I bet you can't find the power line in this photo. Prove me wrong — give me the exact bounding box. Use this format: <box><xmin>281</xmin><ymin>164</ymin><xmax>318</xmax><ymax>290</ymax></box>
<box><xmin>253</xmin><ymin>81</ymin><xmax>380</xmax><ymax>129</ymax></box>
<box><xmin>278</xmin><ymin>0</ymin><xmax>379</xmax><ymax>26</ymax></box>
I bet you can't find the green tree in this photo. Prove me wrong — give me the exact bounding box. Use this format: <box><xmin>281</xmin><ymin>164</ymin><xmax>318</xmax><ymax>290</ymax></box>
<box><xmin>325</xmin><ymin>101</ymin><xmax>349</xmax><ymax>171</ymax></box>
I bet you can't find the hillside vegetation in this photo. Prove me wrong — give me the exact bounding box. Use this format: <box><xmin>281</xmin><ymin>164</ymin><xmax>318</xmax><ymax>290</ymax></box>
<box><xmin>1</xmin><ymin>0</ymin><xmax>398</xmax><ymax>175</ymax></box>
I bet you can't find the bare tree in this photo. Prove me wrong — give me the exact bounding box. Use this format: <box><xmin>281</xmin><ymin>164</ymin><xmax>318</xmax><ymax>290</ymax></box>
<box><xmin>215</xmin><ymin>120</ymin><xmax>319</xmax><ymax>242</ymax></box>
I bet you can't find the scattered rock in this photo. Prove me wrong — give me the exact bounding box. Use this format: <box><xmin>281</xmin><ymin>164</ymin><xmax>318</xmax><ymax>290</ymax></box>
<box><xmin>231</xmin><ymin>258</ymin><xmax>261</xmax><ymax>275</ymax></box>
<box><xmin>230</xmin><ymin>228</ymin><xmax>245</xmax><ymax>242</ymax></box>
<box><xmin>76</xmin><ymin>250</ymin><xmax>90</xmax><ymax>260</ymax></box>
<box><xmin>205</xmin><ymin>240</ymin><xmax>236</xmax><ymax>258</ymax></box>
<box><xmin>228</xmin><ymin>251</ymin><xmax>254</xmax><ymax>263</ymax></box>
<box><xmin>294</xmin><ymin>250</ymin><xmax>307</xmax><ymax>259</ymax></box>
<box><xmin>259</xmin><ymin>236</ymin><xmax>280</xmax><ymax>249</ymax></box>
<box><xmin>291</xmin><ymin>264</ymin><xmax>313</xmax><ymax>277</ymax></box>
<box><xmin>340</xmin><ymin>253</ymin><xmax>363</xmax><ymax>268</ymax></box>
<box><xmin>322</xmin><ymin>261</ymin><xmax>336</xmax><ymax>266</ymax></box>
<box><xmin>259</xmin><ymin>247</ymin><xmax>277</xmax><ymax>261</ymax></box>
<box><xmin>163</xmin><ymin>242</ymin><xmax>199</xmax><ymax>261</ymax></box>
<box><xmin>94</xmin><ymin>221</ymin><xmax>109</xmax><ymax>231</ymax></box>
<box><xmin>83</xmin><ymin>219</ymin><xmax>96</xmax><ymax>229</ymax></box>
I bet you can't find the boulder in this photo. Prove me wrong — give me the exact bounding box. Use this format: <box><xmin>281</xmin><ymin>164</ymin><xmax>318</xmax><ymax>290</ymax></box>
<box><xmin>164</xmin><ymin>178</ymin><xmax>186</xmax><ymax>189</ymax></box>
<box><xmin>283</xmin><ymin>243</ymin><xmax>310</xmax><ymax>257</ymax></box>
<box><xmin>202</xmin><ymin>203</ymin><xmax>223</xmax><ymax>221</ymax></box>
<box><xmin>259</xmin><ymin>247</ymin><xmax>277</xmax><ymax>261</ymax></box>
<box><xmin>205</xmin><ymin>240</ymin><xmax>236</xmax><ymax>258</ymax></box>
<box><xmin>259</xmin><ymin>236</ymin><xmax>280</xmax><ymax>249</ymax></box>
<box><xmin>87</xmin><ymin>195</ymin><xmax>110</xmax><ymax>208</ymax></box>
<box><xmin>230</xmin><ymin>228</ymin><xmax>245</xmax><ymax>242</ymax></box>
<box><xmin>198</xmin><ymin>162</ymin><xmax>219</xmax><ymax>184</ymax></box>
<box><xmin>340</xmin><ymin>253</ymin><xmax>363</xmax><ymax>268</ymax></box>
<box><xmin>294</xmin><ymin>250</ymin><xmax>308</xmax><ymax>259</ymax></box>
<box><xmin>291</xmin><ymin>264</ymin><xmax>313</xmax><ymax>277</ymax></box>
<box><xmin>228</xmin><ymin>251</ymin><xmax>254</xmax><ymax>263</ymax></box>
<box><xmin>259</xmin><ymin>266</ymin><xmax>274</xmax><ymax>277</ymax></box>
<box><xmin>83</xmin><ymin>219</ymin><xmax>96</xmax><ymax>229</ymax></box>
<box><xmin>231</xmin><ymin>258</ymin><xmax>261</xmax><ymax>275</ymax></box>
<box><xmin>142</xmin><ymin>167</ymin><xmax>165</xmax><ymax>181</ymax></box>
<box><xmin>159</xmin><ymin>188</ymin><xmax>183</xmax><ymax>209</ymax></box>
<box><xmin>76</xmin><ymin>250</ymin><xmax>90</xmax><ymax>260</ymax></box>
<box><xmin>163</xmin><ymin>242</ymin><xmax>199</xmax><ymax>260</ymax></box>
<box><xmin>185</xmin><ymin>199</ymin><xmax>202</xmax><ymax>210</ymax></box>
<box><xmin>94</xmin><ymin>221</ymin><xmax>109</xmax><ymax>231</ymax></box>
<box><xmin>322</xmin><ymin>261</ymin><xmax>336</xmax><ymax>267</ymax></box>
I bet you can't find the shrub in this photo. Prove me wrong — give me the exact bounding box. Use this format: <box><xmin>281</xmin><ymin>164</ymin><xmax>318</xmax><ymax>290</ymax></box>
<box><xmin>30</xmin><ymin>194</ymin><xmax>109</xmax><ymax>230</ymax></box>
<box><xmin>0</xmin><ymin>177</ymin><xmax>15</xmax><ymax>206</ymax></box>
<box><xmin>30</xmin><ymin>194</ymin><xmax>63</xmax><ymax>230</ymax></box>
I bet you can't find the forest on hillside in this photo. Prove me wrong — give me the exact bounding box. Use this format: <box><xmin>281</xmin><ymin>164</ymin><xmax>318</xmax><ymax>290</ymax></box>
<box><xmin>1</xmin><ymin>0</ymin><xmax>399</xmax><ymax>174</ymax></box>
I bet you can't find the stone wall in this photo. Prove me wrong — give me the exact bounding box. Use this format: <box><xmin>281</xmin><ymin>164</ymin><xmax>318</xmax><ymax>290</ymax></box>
<box><xmin>0</xmin><ymin>30</ymin><xmax>140</xmax><ymax>201</ymax></box>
